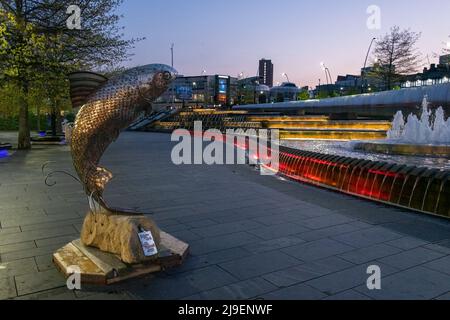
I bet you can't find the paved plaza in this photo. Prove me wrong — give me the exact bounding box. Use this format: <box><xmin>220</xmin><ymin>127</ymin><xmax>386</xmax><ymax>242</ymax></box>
<box><xmin>1</xmin><ymin>132</ymin><xmax>450</xmax><ymax>300</ymax></box>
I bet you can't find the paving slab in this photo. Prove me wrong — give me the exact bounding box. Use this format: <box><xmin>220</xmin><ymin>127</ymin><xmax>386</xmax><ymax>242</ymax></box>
<box><xmin>378</xmin><ymin>247</ymin><xmax>447</xmax><ymax>270</ymax></box>
<box><xmin>338</xmin><ymin>244</ymin><xmax>403</xmax><ymax>265</ymax></box>
<box><xmin>0</xmin><ymin>258</ymin><xmax>38</xmax><ymax>279</ymax></box>
<box><xmin>262</xmin><ymin>257</ymin><xmax>354</xmax><ymax>287</ymax></box>
<box><xmin>422</xmin><ymin>256</ymin><xmax>450</xmax><ymax>276</ymax></box>
<box><xmin>355</xmin><ymin>267</ymin><xmax>450</xmax><ymax>300</ymax></box>
<box><xmin>330</xmin><ymin>227</ymin><xmax>403</xmax><ymax>248</ymax></box>
<box><xmin>15</xmin><ymin>269</ymin><xmax>66</xmax><ymax>296</ymax></box>
<box><xmin>282</xmin><ymin>238</ymin><xmax>355</xmax><ymax>261</ymax></box>
<box><xmin>0</xmin><ymin>277</ymin><xmax>17</xmax><ymax>300</ymax></box>
<box><xmin>183</xmin><ymin>277</ymin><xmax>277</xmax><ymax>300</ymax></box>
<box><xmin>219</xmin><ymin>251</ymin><xmax>301</xmax><ymax>280</ymax></box>
<box><xmin>258</xmin><ymin>284</ymin><xmax>327</xmax><ymax>300</ymax></box>
<box><xmin>306</xmin><ymin>262</ymin><xmax>399</xmax><ymax>296</ymax></box>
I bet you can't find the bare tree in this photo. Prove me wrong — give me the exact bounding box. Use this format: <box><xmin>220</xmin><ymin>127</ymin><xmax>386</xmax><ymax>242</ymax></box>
<box><xmin>0</xmin><ymin>0</ymin><xmax>139</xmax><ymax>149</ymax></box>
<box><xmin>440</xmin><ymin>37</ymin><xmax>450</xmax><ymax>64</ymax></box>
<box><xmin>371</xmin><ymin>26</ymin><xmax>422</xmax><ymax>90</ymax></box>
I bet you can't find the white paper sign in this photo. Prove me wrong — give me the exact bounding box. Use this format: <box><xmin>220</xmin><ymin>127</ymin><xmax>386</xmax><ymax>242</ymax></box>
<box><xmin>138</xmin><ymin>230</ymin><xmax>158</xmax><ymax>257</ymax></box>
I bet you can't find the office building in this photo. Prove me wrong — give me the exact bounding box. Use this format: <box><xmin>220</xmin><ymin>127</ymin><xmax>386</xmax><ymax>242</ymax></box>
<box><xmin>154</xmin><ymin>75</ymin><xmax>238</xmax><ymax>110</ymax></box>
<box><xmin>259</xmin><ymin>59</ymin><xmax>274</xmax><ymax>87</ymax></box>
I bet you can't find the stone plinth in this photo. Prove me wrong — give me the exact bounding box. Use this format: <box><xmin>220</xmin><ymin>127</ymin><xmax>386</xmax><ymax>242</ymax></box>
<box><xmin>80</xmin><ymin>210</ymin><xmax>161</xmax><ymax>265</ymax></box>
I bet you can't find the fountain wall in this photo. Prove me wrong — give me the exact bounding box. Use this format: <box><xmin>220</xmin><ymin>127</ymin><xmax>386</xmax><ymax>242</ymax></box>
<box><xmin>266</xmin><ymin>146</ymin><xmax>450</xmax><ymax>219</ymax></box>
<box><xmin>234</xmin><ymin>83</ymin><xmax>450</xmax><ymax>119</ymax></box>
<box><xmin>355</xmin><ymin>97</ymin><xmax>450</xmax><ymax>157</ymax></box>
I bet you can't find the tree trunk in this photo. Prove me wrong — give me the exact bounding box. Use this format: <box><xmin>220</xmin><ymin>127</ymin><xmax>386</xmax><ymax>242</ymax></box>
<box><xmin>37</xmin><ymin>105</ymin><xmax>41</xmax><ymax>132</ymax></box>
<box><xmin>18</xmin><ymin>81</ymin><xmax>31</xmax><ymax>150</ymax></box>
<box><xmin>52</xmin><ymin>99</ymin><xmax>62</xmax><ymax>137</ymax></box>
<box><xmin>16</xmin><ymin>3</ymin><xmax>30</xmax><ymax>150</ymax></box>
<box><xmin>51</xmin><ymin>107</ymin><xmax>57</xmax><ymax>136</ymax></box>
<box><xmin>56</xmin><ymin>107</ymin><xmax>63</xmax><ymax>135</ymax></box>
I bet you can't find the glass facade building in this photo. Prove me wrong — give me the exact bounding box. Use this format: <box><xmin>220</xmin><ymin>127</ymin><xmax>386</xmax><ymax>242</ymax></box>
<box><xmin>154</xmin><ymin>75</ymin><xmax>238</xmax><ymax>110</ymax></box>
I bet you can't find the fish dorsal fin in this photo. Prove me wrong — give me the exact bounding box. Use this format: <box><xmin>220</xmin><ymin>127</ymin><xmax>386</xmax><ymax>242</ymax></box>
<box><xmin>68</xmin><ymin>71</ymin><xmax>109</xmax><ymax>109</ymax></box>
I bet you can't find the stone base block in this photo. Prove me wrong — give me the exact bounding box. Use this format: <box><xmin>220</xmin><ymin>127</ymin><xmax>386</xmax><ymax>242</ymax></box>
<box><xmin>53</xmin><ymin>231</ymin><xmax>189</xmax><ymax>285</ymax></box>
<box><xmin>80</xmin><ymin>210</ymin><xmax>161</xmax><ymax>265</ymax></box>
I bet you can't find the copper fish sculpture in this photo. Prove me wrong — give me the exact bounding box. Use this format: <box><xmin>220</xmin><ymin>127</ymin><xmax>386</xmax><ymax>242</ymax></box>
<box><xmin>69</xmin><ymin>64</ymin><xmax>177</xmax><ymax>215</ymax></box>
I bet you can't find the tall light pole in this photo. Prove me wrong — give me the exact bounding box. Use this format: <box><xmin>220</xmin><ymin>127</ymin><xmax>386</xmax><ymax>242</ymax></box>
<box><xmin>320</xmin><ymin>62</ymin><xmax>330</xmax><ymax>85</ymax></box>
<box><xmin>170</xmin><ymin>43</ymin><xmax>174</xmax><ymax>68</ymax></box>
<box><xmin>282</xmin><ymin>73</ymin><xmax>290</xmax><ymax>83</ymax></box>
<box><xmin>170</xmin><ymin>43</ymin><xmax>175</xmax><ymax>108</ymax></box>
<box><xmin>326</xmin><ymin>68</ymin><xmax>332</xmax><ymax>84</ymax></box>
<box><xmin>361</xmin><ymin>37</ymin><xmax>376</xmax><ymax>93</ymax></box>
<box><xmin>318</xmin><ymin>79</ymin><xmax>321</xmax><ymax>97</ymax></box>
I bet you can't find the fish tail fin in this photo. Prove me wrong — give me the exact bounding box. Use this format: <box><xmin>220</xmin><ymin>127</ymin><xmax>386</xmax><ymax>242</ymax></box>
<box><xmin>94</xmin><ymin>166</ymin><xmax>113</xmax><ymax>189</ymax></box>
<box><xmin>87</xmin><ymin>166</ymin><xmax>114</xmax><ymax>214</ymax></box>
<box><xmin>87</xmin><ymin>166</ymin><xmax>113</xmax><ymax>197</ymax></box>
<box><xmin>86</xmin><ymin>167</ymin><xmax>144</xmax><ymax>216</ymax></box>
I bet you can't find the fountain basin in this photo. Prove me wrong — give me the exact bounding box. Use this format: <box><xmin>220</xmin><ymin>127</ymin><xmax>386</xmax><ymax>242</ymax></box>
<box><xmin>354</xmin><ymin>142</ymin><xmax>450</xmax><ymax>158</ymax></box>
<box><xmin>272</xmin><ymin>146</ymin><xmax>450</xmax><ymax>219</ymax></box>
<box><xmin>280</xmin><ymin>129</ymin><xmax>387</xmax><ymax>141</ymax></box>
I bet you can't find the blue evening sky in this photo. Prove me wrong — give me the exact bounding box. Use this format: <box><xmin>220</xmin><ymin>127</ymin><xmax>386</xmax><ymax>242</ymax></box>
<box><xmin>118</xmin><ymin>0</ymin><xmax>450</xmax><ymax>87</ymax></box>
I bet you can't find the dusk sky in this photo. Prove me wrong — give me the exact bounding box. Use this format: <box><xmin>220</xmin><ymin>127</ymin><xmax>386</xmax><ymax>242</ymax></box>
<box><xmin>119</xmin><ymin>0</ymin><xmax>450</xmax><ymax>87</ymax></box>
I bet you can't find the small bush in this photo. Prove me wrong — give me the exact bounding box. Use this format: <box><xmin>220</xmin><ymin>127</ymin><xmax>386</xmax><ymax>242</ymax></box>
<box><xmin>0</xmin><ymin>114</ymin><xmax>48</xmax><ymax>131</ymax></box>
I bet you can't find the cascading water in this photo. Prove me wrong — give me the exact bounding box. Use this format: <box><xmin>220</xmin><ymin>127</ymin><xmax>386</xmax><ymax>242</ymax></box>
<box><xmin>387</xmin><ymin>96</ymin><xmax>450</xmax><ymax>145</ymax></box>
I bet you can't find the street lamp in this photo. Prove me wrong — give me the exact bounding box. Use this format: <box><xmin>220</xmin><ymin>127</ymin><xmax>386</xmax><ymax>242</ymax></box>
<box><xmin>320</xmin><ymin>62</ymin><xmax>328</xmax><ymax>85</ymax></box>
<box><xmin>326</xmin><ymin>68</ymin><xmax>332</xmax><ymax>84</ymax></box>
<box><xmin>320</xmin><ymin>62</ymin><xmax>332</xmax><ymax>86</ymax></box>
<box><xmin>318</xmin><ymin>79</ymin><xmax>321</xmax><ymax>97</ymax></box>
<box><xmin>170</xmin><ymin>43</ymin><xmax>175</xmax><ymax>107</ymax></box>
<box><xmin>170</xmin><ymin>43</ymin><xmax>174</xmax><ymax>68</ymax></box>
<box><xmin>282</xmin><ymin>73</ymin><xmax>290</xmax><ymax>83</ymax></box>
<box><xmin>362</xmin><ymin>37</ymin><xmax>377</xmax><ymax>93</ymax></box>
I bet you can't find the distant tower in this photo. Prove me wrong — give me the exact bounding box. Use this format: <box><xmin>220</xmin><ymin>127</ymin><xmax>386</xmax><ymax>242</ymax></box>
<box><xmin>259</xmin><ymin>59</ymin><xmax>274</xmax><ymax>87</ymax></box>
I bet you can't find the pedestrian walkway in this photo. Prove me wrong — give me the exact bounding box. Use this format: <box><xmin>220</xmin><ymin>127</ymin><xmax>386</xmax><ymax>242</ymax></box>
<box><xmin>0</xmin><ymin>132</ymin><xmax>449</xmax><ymax>300</ymax></box>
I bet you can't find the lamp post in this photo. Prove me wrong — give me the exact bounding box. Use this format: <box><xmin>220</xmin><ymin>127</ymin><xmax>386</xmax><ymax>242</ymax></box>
<box><xmin>325</xmin><ymin>68</ymin><xmax>332</xmax><ymax>85</ymax></box>
<box><xmin>253</xmin><ymin>79</ymin><xmax>260</xmax><ymax>104</ymax></box>
<box><xmin>320</xmin><ymin>62</ymin><xmax>330</xmax><ymax>85</ymax></box>
<box><xmin>170</xmin><ymin>43</ymin><xmax>175</xmax><ymax>107</ymax></box>
<box><xmin>321</xmin><ymin>63</ymin><xmax>333</xmax><ymax>97</ymax></box>
<box><xmin>170</xmin><ymin>43</ymin><xmax>174</xmax><ymax>68</ymax></box>
<box><xmin>361</xmin><ymin>37</ymin><xmax>376</xmax><ymax>93</ymax></box>
<box><xmin>318</xmin><ymin>79</ymin><xmax>321</xmax><ymax>97</ymax></box>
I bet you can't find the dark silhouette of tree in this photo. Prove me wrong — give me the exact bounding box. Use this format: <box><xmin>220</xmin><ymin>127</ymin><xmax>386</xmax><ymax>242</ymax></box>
<box><xmin>0</xmin><ymin>0</ymin><xmax>139</xmax><ymax>149</ymax></box>
<box><xmin>371</xmin><ymin>26</ymin><xmax>422</xmax><ymax>90</ymax></box>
